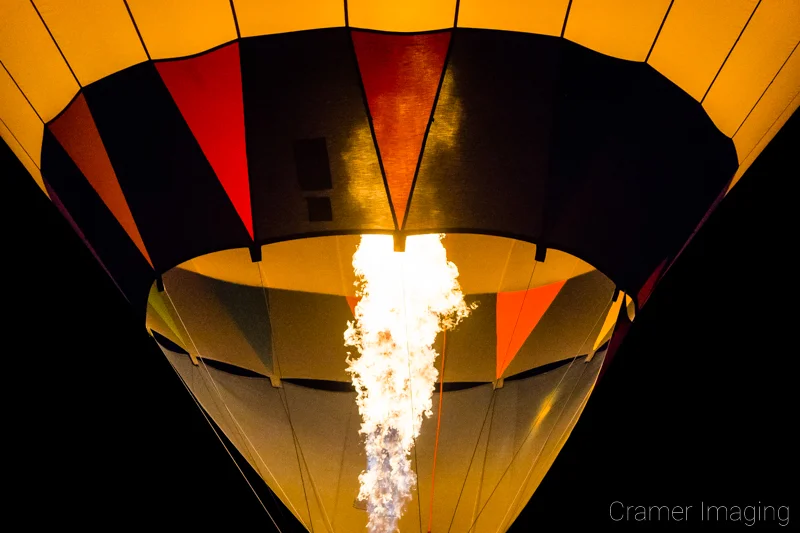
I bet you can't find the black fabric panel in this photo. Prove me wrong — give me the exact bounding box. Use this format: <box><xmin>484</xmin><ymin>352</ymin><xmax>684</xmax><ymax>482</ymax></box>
<box><xmin>407</xmin><ymin>29</ymin><xmax>737</xmax><ymax>297</ymax></box>
<box><xmin>241</xmin><ymin>29</ymin><xmax>394</xmax><ymax>240</ymax></box>
<box><xmin>82</xmin><ymin>62</ymin><xmax>251</xmax><ymax>273</ymax></box>
<box><xmin>40</xmin><ymin>129</ymin><xmax>154</xmax><ymax>309</ymax></box>
<box><xmin>306</xmin><ymin>196</ymin><xmax>333</xmax><ymax>222</ymax></box>
<box><xmin>293</xmin><ymin>138</ymin><xmax>333</xmax><ymax>191</ymax></box>
<box><xmin>542</xmin><ymin>40</ymin><xmax>738</xmax><ymax>295</ymax></box>
<box><xmin>406</xmin><ymin>30</ymin><xmax>559</xmax><ymax>239</ymax></box>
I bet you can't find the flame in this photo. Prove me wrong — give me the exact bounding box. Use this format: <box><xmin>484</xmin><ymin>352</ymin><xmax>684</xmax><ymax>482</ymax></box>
<box><xmin>344</xmin><ymin>234</ymin><xmax>474</xmax><ymax>532</ymax></box>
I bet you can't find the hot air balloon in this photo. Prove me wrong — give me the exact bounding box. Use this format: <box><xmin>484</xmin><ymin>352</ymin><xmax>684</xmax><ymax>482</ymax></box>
<box><xmin>1</xmin><ymin>1</ymin><xmax>797</xmax><ymax>531</ymax></box>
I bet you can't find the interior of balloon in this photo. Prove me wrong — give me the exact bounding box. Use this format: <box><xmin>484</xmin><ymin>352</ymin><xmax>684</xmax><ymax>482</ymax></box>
<box><xmin>147</xmin><ymin>233</ymin><xmax>630</xmax><ymax>532</ymax></box>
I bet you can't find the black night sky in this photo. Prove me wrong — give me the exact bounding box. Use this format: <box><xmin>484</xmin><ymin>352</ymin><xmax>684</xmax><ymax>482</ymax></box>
<box><xmin>4</xmin><ymin>111</ymin><xmax>796</xmax><ymax>529</ymax></box>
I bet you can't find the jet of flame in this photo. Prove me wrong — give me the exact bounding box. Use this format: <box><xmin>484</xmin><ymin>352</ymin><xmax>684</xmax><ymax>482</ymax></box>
<box><xmin>344</xmin><ymin>234</ymin><xmax>475</xmax><ymax>533</ymax></box>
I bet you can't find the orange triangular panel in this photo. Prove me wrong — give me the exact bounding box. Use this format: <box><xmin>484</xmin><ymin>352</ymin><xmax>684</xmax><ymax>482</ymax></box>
<box><xmin>352</xmin><ymin>31</ymin><xmax>450</xmax><ymax>227</ymax></box>
<box><xmin>49</xmin><ymin>93</ymin><xmax>153</xmax><ymax>267</ymax></box>
<box><xmin>346</xmin><ymin>296</ymin><xmax>361</xmax><ymax>317</ymax></box>
<box><xmin>156</xmin><ymin>42</ymin><xmax>253</xmax><ymax>239</ymax></box>
<box><xmin>496</xmin><ymin>280</ymin><xmax>566</xmax><ymax>378</ymax></box>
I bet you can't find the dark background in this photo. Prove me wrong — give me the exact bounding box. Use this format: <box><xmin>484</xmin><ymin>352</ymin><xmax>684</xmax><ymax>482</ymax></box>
<box><xmin>4</xmin><ymin>111</ymin><xmax>795</xmax><ymax>530</ymax></box>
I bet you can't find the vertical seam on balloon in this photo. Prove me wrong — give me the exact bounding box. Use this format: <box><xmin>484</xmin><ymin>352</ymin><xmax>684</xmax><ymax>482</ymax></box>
<box><xmin>701</xmin><ymin>0</ymin><xmax>763</xmax><ymax>105</ymax></box>
<box><xmin>445</xmin><ymin>390</ymin><xmax>498</xmax><ymax>533</ymax></box>
<box><xmin>164</xmin><ymin>285</ymin><xmax>300</xmax><ymax>530</ymax></box>
<box><xmin>123</xmin><ymin>0</ymin><xmax>151</xmax><ymax>61</ymax></box>
<box><xmin>331</xmin><ymin>405</ymin><xmax>353</xmax><ymax>530</ymax></box>
<box><xmin>30</xmin><ymin>1</ymin><xmax>82</xmax><ymax>87</ymax></box>
<box><xmin>737</xmin><ymin>87</ymin><xmax>800</xmax><ymax>169</ymax></box>
<box><xmin>471</xmin><ymin>392</ymin><xmax>496</xmax><ymax>528</ymax></box>
<box><xmin>348</xmin><ymin>30</ymin><xmax>400</xmax><ymax>229</ymax></box>
<box><xmin>0</xmin><ymin>116</ymin><xmax>40</xmax><ymax>169</ymax></box>
<box><xmin>400</xmin><ymin>29</ymin><xmax>455</xmax><ymax>231</ymax></box>
<box><xmin>256</xmin><ymin>265</ymin><xmax>316</xmax><ymax>531</ymax></box>
<box><xmin>228</xmin><ymin>0</ymin><xmax>241</xmax><ymax>38</ymax></box>
<box><xmin>164</xmin><ymin>356</ymin><xmax>283</xmax><ymax>532</ymax></box>
<box><xmin>732</xmin><ymin>41</ymin><xmax>799</xmax><ymax>138</ymax></box>
<box><xmin>344</xmin><ymin>0</ymin><xmax>349</xmax><ymax>27</ymax></box>
<box><xmin>466</xmin><ymin>295</ymin><xmax>614</xmax><ymax>531</ymax></box>
<box><xmin>645</xmin><ymin>0</ymin><xmax>674</xmax><ymax>63</ymax></box>
<box><xmin>0</xmin><ymin>60</ymin><xmax>45</xmax><ymax>124</ymax></box>
<box><xmin>453</xmin><ymin>0</ymin><xmax>462</xmax><ymax>27</ymax></box>
<box><xmin>560</xmin><ymin>0</ymin><xmax>574</xmax><ymax>38</ymax></box>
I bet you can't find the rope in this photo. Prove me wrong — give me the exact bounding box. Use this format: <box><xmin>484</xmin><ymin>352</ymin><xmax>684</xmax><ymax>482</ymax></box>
<box><xmin>466</xmin><ymin>294</ymin><xmax>614</xmax><ymax>532</ymax></box>
<box><xmin>445</xmin><ymin>390</ymin><xmax>497</xmax><ymax>533</ymax></box>
<box><xmin>163</xmin><ymin>286</ymin><xmax>308</xmax><ymax>529</ymax></box>
<box><xmin>257</xmin><ymin>263</ymin><xmax>336</xmax><ymax>532</ymax></box>
<box><xmin>163</xmin><ymin>353</ymin><xmax>282</xmax><ymax>532</ymax></box>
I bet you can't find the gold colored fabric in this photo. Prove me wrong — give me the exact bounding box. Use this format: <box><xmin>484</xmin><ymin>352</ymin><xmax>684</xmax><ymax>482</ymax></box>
<box><xmin>163</xmin><ymin>344</ymin><xmax>604</xmax><ymax>532</ymax></box>
<box><xmin>178</xmin><ymin>234</ymin><xmax>594</xmax><ymax>296</ymax></box>
<box><xmin>0</xmin><ymin>66</ymin><xmax>43</xmax><ymax>167</ymax></box>
<box><xmin>232</xmin><ymin>0</ymin><xmax>344</xmax><ymax>37</ymax></box>
<box><xmin>0</xmin><ymin>118</ymin><xmax>45</xmax><ymax>193</ymax></box>
<box><xmin>347</xmin><ymin>0</ymin><xmax>456</xmax><ymax>31</ymax></box>
<box><xmin>125</xmin><ymin>0</ymin><xmax>237</xmax><ymax>60</ymax></box>
<box><xmin>33</xmin><ymin>0</ymin><xmax>147</xmax><ymax>85</ymax></box>
<box><xmin>0</xmin><ymin>0</ymin><xmax>78</xmax><ymax>120</ymax></box>
<box><xmin>703</xmin><ymin>0</ymin><xmax>800</xmax><ymax>137</ymax></box>
<box><xmin>457</xmin><ymin>0</ymin><xmax>571</xmax><ymax>36</ymax></box>
<box><xmin>593</xmin><ymin>291</ymin><xmax>624</xmax><ymax>351</ymax></box>
<box><xmin>732</xmin><ymin>45</ymin><xmax>799</xmax><ymax>174</ymax></box>
<box><xmin>648</xmin><ymin>0</ymin><xmax>758</xmax><ymax>101</ymax></box>
<box><xmin>565</xmin><ymin>0</ymin><xmax>672</xmax><ymax>61</ymax></box>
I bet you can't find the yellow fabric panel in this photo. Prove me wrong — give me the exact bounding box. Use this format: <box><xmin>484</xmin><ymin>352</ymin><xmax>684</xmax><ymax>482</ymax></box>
<box><xmin>733</xmin><ymin>46</ymin><xmax>799</xmax><ymax>164</ymax></box>
<box><xmin>0</xmin><ymin>0</ymin><xmax>79</xmax><ymax>121</ymax></box>
<box><xmin>648</xmin><ymin>0</ymin><xmax>758</xmax><ymax>101</ymax></box>
<box><xmin>147</xmin><ymin>284</ymin><xmax>187</xmax><ymax>346</ymax></box>
<box><xmin>565</xmin><ymin>0</ymin><xmax>672</xmax><ymax>62</ymax></box>
<box><xmin>457</xmin><ymin>0</ymin><xmax>571</xmax><ymax>36</ymax></box>
<box><xmin>347</xmin><ymin>0</ymin><xmax>456</xmax><ymax>31</ymax></box>
<box><xmin>729</xmin><ymin>90</ymin><xmax>799</xmax><ymax>190</ymax></box>
<box><xmin>626</xmin><ymin>293</ymin><xmax>636</xmax><ymax>321</ymax></box>
<box><xmin>126</xmin><ymin>0</ymin><xmax>237</xmax><ymax>60</ymax></box>
<box><xmin>592</xmin><ymin>292</ymin><xmax>624</xmax><ymax>351</ymax></box>
<box><xmin>703</xmin><ymin>0</ymin><xmax>800</xmax><ymax>137</ymax></box>
<box><xmin>0</xmin><ymin>66</ymin><xmax>43</xmax><ymax>167</ymax></box>
<box><xmin>33</xmin><ymin>0</ymin><xmax>147</xmax><ymax>86</ymax></box>
<box><xmin>177</xmin><ymin>234</ymin><xmax>596</xmax><ymax>296</ymax></box>
<box><xmin>0</xmin><ymin>120</ymin><xmax>46</xmax><ymax>195</ymax></box>
<box><xmin>232</xmin><ymin>0</ymin><xmax>344</xmax><ymax>37</ymax></box>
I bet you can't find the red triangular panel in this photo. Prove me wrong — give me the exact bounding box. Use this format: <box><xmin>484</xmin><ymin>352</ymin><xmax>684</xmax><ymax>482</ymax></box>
<box><xmin>49</xmin><ymin>94</ymin><xmax>153</xmax><ymax>267</ymax></box>
<box><xmin>637</xmin><ymin>258</ymin><xmax>667</xmax><ymax>309</ymax></box>
<box><xmin>352</xmin><ymin>31</ymin><xmax>450</xmax><ymax>228</ymax></box>
<box><xmin>496</xmin><ymin>280</ymin><xmax>566</xmax><ymax>379</ymax></box>
<box><xmin>599</xmin><ymin>302</ymin><xmax>631</xmax><ymax>381</ymax></box>
<box><xmin>346</xmin><ymin>296</ymin><xmax>361</xmax><ymax>317</ymax></box>
<box><xmin>156</xmin><ymin>42</ymin><xmax>253</xmax><ymax>239</ymax></box>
